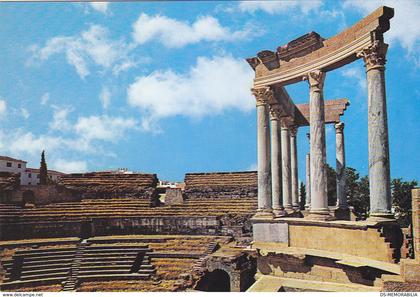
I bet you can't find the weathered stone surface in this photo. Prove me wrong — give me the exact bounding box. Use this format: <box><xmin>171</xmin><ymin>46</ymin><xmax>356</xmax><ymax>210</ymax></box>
<box><xmin>253</xmin><ymin>222</ymin><xmax>288</xmax><ymax>243</ymax></box>
<box><xmin>360</xmin><ymin>42</ymin><xmax>393</xmax><ymax>220</ymax></box>
<box><xmin>306</xmin><ymin>70</ymin><xmax>330</xmax><ymax>219</ymax></box>
<box><xmin>335</xmin><ymin>122</ymin><xmax>347</xmax><ymax>209</ymax></box>
<box><xmin>0</xmin><ymin>172</ymin><xmax>20</xmax><ymax>191</ymax></box>
<box><xmin>295</xmin><ymin>99</ymin><xmax>350</xmax><ymax>126</ymax></box>
<box><xmin>58</xmin><ymin>172</ymin><xmax>158</xmax><ymax>202</ymax></box>
<box><xmin>269</xmin><ymin>107</ymin><xmax>283</xmax><ymax>216</ymax></box>
<box><xmin>276</xmin><ymin>32</ymin><xmax>324</xmax><ymax>62</ymax></box>
<box><xmin>184</xmin><ymin>171</ymin><xmax>257</xmax><ymax>200</ymax></box>
<box><xmin>165</xmin><ymin>188</ymin><xmax>184</xmax><ymax>205</ymax></box>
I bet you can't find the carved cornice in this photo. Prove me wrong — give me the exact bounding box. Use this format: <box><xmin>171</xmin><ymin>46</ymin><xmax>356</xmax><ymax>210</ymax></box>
<box><xmin>251</xmin><ymin>87</ymin><xmax>274</xmax><ymax>107</ymax></box>
<box><xmin>250</xmin><ymin>6</ymin><xmax>394</xmax><ymax>87</ymax></box>
<box><xmin>335</xmin><ymin>122</ymin><xmax>345</xmax><ymax>133</ymax></box>
<box><xmin>356</xmin><ymin>40</ymin><xmax>388</xmax><ymax>71</ymax></box>
<box><xmin>304</xmin><ymin>70</ymin><xmax>326</xmax><ymax>93</ymax></box>
<box><xmin>290</xmin><ymin>126</ymin><xmax>298</xmax><ymax>137</ymax></box>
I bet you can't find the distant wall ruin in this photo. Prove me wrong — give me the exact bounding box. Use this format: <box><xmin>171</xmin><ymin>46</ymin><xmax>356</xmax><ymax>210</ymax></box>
<box><xmin>184</xmin><ymin>171</ymin><xmax>257</xmax><ymax>200</ymax></box>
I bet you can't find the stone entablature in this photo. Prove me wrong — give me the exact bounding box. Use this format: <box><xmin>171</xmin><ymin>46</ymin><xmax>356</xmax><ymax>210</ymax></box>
<box><xmin>247</xmin><ymin>6</ymin><xmax>394</xmax><ymax>87</ymax></box>
<box><xmin>296</xmin><ymin>99</ymin><xmax>350</xmax><ymax>125</ymax></box>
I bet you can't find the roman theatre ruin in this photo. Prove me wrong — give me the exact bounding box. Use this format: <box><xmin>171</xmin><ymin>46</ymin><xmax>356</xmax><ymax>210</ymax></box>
<box><xmin>0</xmin><ymin>6</ymin><xmax>419</xmax><ymax>293</ymax></box>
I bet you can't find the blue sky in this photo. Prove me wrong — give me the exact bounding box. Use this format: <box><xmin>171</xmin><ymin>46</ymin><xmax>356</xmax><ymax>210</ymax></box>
<box><xmin>0</xmin><ymin>0</ymin><xmax>419</xmax><ymax>183</ymax></box>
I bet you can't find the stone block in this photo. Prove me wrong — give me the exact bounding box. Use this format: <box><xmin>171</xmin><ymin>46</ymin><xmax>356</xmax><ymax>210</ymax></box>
<box><xmin>165</xmin><ymin>188</ymin><xmax>184</xmax><ymax>205</ymax></box>
<box><xmin>253</xmin><ymin>222</ymin><xmax>288</xmax><ymax>243</ymax></box>
<box><xmin>400</xmin><ymin>259</ymin><xmax>420</xmax><ymax>283</ymax></box>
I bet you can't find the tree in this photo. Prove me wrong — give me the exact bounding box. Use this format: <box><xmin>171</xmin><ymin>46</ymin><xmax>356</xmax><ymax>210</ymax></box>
<box><xmin>392</xmin><ymin>178</ymin><xmax>418</xmax><ymax>227</ymax></box>
<box><xmin>299</xmin><ymin>182</ymin><xmax>306</xmax><ymax>210</ymax></box>
<box><xmin>39</xmin><ymin>150</ymin><xmax>48</xmax><ymax>185</ymax></box>
<box><xmin>346</xmin><ymin>167</ymin><xmax>370</xmax><ymax>220</ymax></box>
<box><xmin>326</xmin><ymin>164</ymin><xmax>337</xmax><ymax>206</ymax></box>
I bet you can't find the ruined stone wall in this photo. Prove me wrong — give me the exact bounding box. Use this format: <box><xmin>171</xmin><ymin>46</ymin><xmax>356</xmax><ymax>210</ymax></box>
<box><xmin>11</xmin><ymin>185</ymin><xmax>81</xmax><ymax>205</ymax></box>
<box><xmin>58</xmin><ymin>172</ymin><xmax>159</xmax><ymax>202</ymax></box>
<box><xmin>0</xmin><ymin>172</ymin><xmax>20</xmax><ymax>203</ymax></box>
<box><xmin>184</xmin><ymin>171</ymin><xmax>257</xmax><ymax>200</ymax></box>
<box><xmin>0</xmin><ymin>216</ymin><xmax>221</xmax><ymax>240</ymax></box>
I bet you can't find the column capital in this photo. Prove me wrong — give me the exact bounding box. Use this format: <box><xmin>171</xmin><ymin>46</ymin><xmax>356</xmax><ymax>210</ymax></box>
<box><xmin>356</xmin><ymin>41</ymin><xmax>388</xmax><ymax>72</ymax></box>
<box><xmin>289</xmin><ymin>125</ymin><xmax>298</xmax><ymax>137</ymax></box>
<box><xmin>280</xmin><ymin>118</ymin><xmax>293</xmax><ymax>129</ymax></box>
<box><xmin>304</xmin><ymin>70</ymin><xmax>325</xmax><ymax>92</ymax></box>
<box><xmin>252</xmin><ymin>86</ymin><xmax>274</xmax><ymax>107</ymax></box>
<box><xmin>335</xmin><ymin>122</ymin><xmax>345</xmax><ymax>133</ymax></box>
<box><xmin>269</xmin><ymin>103</ymin><xmax>281</xmax><ymax>120</ymax></box>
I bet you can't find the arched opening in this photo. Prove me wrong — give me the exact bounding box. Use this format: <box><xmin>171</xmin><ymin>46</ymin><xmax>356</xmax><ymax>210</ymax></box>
<box><xmin>22</xmin><ymin>190</ymin><xmax>35</xmax><ymax>207</ymax></box>
<box><xmin>195</xmin><ymin>269</ymin><xmax>231</xmax><ymax>292</ymax></box>
<box><xmin>80</xmin><ymin>221</ymin><xmax>92</xmax><ymax>239</ymax></box>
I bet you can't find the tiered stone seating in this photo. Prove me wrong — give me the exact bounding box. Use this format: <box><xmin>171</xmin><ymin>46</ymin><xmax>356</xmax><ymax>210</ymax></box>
<box><xmin>58</xmin><ymin>172</ymin><xmax>158</xmax><ymax>200</ymax></box>
<box><xmin>0</xmin><ymin>172</ymin><xmax>20</xmax><ymax>192</ymax></box>
<box><xmin>0</xmin><ymin>235</ymin><xmax>230</xmax><ymax>292</ymax></box>
<box><xmin>1</xmin><ymin>245</ymin><xmax>77</xmax><ymax>289</ymax></box>
<box><xmin>184</xmin><ymin>171</ymin><xmax>257</xmax><ymax>200</ymax></box>
<box><xmin>0</xmin><ymin>197</ymin><xmax>257</xmax><ymax>222</ymax></box>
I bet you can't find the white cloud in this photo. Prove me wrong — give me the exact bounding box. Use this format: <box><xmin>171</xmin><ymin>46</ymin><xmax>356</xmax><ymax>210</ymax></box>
<box><xmin>53</xmin><ymin>159</ymin><xmax>88</xmax><ymax>173</ymax></box>
<box><xmin>89</xmin><ymin>2</ymin><xmax>109</xmax><ymax>14</ymax></box>
<box><xmin>100</xmin><ymin>86</ymin><xmax>111</xmax><ymax>109</ymax></box>
<box><xmin>132</xmin><ymin>13</ymin><xmax>254</xmax><ymax>48</ymax></box>
<box><xmin>127</xmin><ymin>55</ymin><xmax>254</xmax><ymax>130</ymax></box>
<box><xmin>21</xmin><ymin>107</ymin><xmax>30</xmax><ymax>119</ymax></box>
<box><xmin>74</xmin><ymin>115</ymin><xmax>137</xmax><ymax>142</ymax></box>
<box><xmin>49</xmin><ymin>105</ymin><xmax>73</xmax><ymax>131</ymax></box>
<box><xmin>40</xmin><ymin>92</ymin><xmax>50</xmax><ymax>105</ymax></box>
<box><xmin>341</xmin><ymin>66</ymin><xmax>366</xmax><ymax>91</ymax></box>
<box><xmin>29</xmin><ymin>25</ymin><xmax>134</xmax><ymax>79</ymax></box>
<box><xmin>0</xmin><ymin>100</ymin><xmax>6</xmax><ymax>115</ymax></box>
<box><xmin>8</xmin><ymin>131</ymin><xmax>64</xmax><ymax>156</ymax></box>
<box><xmin>343</xmin><ymin>0</ymin><xmax>420</xmax><ymax>67</ymax></box>
<box><xmin>238</xmin><ymin>0</ymin><xmax>323</xmax><ymax>15</ymax></box>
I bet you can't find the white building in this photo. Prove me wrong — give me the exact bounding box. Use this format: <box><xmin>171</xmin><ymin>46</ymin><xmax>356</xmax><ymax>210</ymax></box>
<box><xmin>0</xmin><ymin>155</ymin><xmax>64</xmax><ymax>185</ymax></box>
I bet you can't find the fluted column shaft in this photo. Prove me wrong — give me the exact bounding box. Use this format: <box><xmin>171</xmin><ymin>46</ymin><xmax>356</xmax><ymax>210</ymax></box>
<box><xmin>335</xmin><ymin>122</ymin><xmax>348</xmax><ymax>209</ymax></box>
<box><xmin>270</xmin><ymin>105</ymin><xmax>284</xmax><ymax>216</ymax></box>
<box><xmin>253</xmin><ymin>88</ymin><xmax>273</xmax><ymax>218</ymax></box>
<box><xmin>306</xmin><ymin>70</ymin><xmax>331</xmax><ymax>220</ymax></box>
<box><xmin>281</xmin><ymin>123</ymin><xmax>293</xmax><ymax>211</ymax></box>
<box><xmin>290</xmin><ymin>126</ymin><xmax>299</xmax><ymax>210</ymax></box>
<box><xmin>358</xmin><ymin>41</ymin><xmax>393</xmax><ymax>220</ymax></box>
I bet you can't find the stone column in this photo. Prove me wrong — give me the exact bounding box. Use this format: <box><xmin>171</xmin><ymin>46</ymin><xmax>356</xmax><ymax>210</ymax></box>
<box><xmin>270</xmin><ymin>104</ymin><xmax>284</xmax><ymax>217</ymax></box>
<box><xmin>358</xmin><ymin>41</ymin><xmax>393</xmax><ymax>221</ymax></box>
<box><xmin>305</xmin><ymin>153</ymin><xmax>311</xmax><ymax>210</ymax></box>
<box><xmin>281</xmin><ymin>121</ymin><xmax>293</xmax><ymax>211</ymax></box>
<box><xmin>252</xmin><ymin>87</ymin><xmax>273</xmax><ymax>218</ymax></box>
<box><xmin>305</xmin><ymin>133</ymin><xmax>311</xmax><ymax>210</ymax></box>
<box><xmin>335</xmin><ymin>122</ymin><xmax>348</xmax><ymax>209</ymax></box>
<box><xmin>306</xmin><ymin>70</ymin><xmax>332</xmax><ymax>220</ymax></box>
<box><xmin>290</xmin><ymin>126</ymin><xmax>299</xmax><ymax>210</ymax></box>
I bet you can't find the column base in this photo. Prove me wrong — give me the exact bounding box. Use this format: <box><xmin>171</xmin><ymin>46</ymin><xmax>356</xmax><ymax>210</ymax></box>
<box><xmin>307</xmin><ymin>209</ymin><xmax>335</xmax><ymax>221</ymax></box>
<box><xmin>273</xmin><ymin>208</ymin><xmax>287</xmax><ymax>217</ymax></box>
<box><xmin>253</xmin><ymin>209</ymin><xmax>274</xmax><ymax>219</ymax></box>
<box><xmin>304</xmin><ymin>204</ymin><xmax>311</xmax><ymax>210</ymax></box>
<box><xmin>368</xmin><ymin>212</ymin><xmax>395</xmax><ymax>222</ymax></box>
<box><xmin>333</xmin><ymin>207</ymin><xmax>351</xmax><ymax>221</ymax></box>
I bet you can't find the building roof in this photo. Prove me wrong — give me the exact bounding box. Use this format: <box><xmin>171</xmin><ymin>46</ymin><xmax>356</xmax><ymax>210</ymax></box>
<box><xmin>25</xmin><ymin>168</ymin><xmax>65</xmax><ymax>175</ymax></box>
<box><xmin>0</xmin><ymin>155</ymin><xmax>27</xmax><ymax>163</ymax></box>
